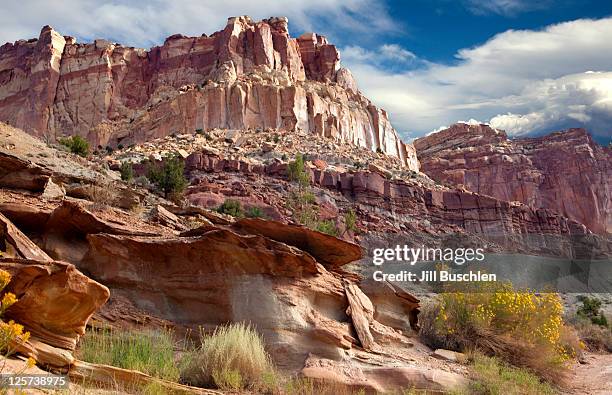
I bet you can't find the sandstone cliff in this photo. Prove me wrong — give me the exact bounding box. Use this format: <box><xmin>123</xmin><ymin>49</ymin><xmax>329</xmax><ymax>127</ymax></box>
<box><xmin>414</xmin><ymin>124</ymin><xmax>611</xmax><ymax>234</ymax></box>
<box><xmin>0</xmin><ymin>17</ymin><xmax>418</xmax><ymax>169</ymax></box>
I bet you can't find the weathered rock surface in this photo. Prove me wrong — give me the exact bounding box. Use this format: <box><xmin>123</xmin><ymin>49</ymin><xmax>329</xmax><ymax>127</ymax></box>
<box><xmin>0</xmin><ymin>18</ymin><xmax>418</xmax><ymax>168</ymax></box>
<box><xmin>1</xmin><ymin>258</ymin><xmax>110</xmax><ymax>351</ymax></box>
<box><xmin>185</xmin><ymin>151</ymin><xmax>605</xmax><ymax>260</ymax></box>
<box><xmin>231</xmin><ymin>217</ymin><xmax>362</xmax><ymax>268</ymax></box>
<box><xmin>414</xmin><ymin>124</ymin><xmax>611</xmax><ymax>234</ymax></box>
<box><xmin>0</xmin><ymin>211</ymin><xmax>52</xmax><ymax>261</ymax></box>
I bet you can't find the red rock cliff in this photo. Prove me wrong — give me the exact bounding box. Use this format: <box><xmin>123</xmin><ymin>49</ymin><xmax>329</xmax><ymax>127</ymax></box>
<box><xmin>414</xmin><ymin>123</ymin><xmax>611</xmax><ymax>234</ymax></box>
<box><xmin>0</xmin><ymin>17</ymin><xmax>418</xmax><ymax>170</ymax></box>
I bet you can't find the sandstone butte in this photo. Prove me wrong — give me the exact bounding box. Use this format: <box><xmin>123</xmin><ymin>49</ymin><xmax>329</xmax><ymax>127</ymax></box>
<box><xmin>414</xmin><ymin>123</ymin><xmax>611</xmax><ymax>234</ymax></box>
<box><xmin>0</xmin><ymin>16</ymin><xmax>419</xmax><ymax>171</ymax></box>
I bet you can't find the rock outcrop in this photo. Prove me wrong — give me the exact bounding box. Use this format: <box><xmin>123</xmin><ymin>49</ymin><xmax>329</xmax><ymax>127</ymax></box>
<box><xmin>0</xmin><ymin>212</ymin><xmax>109</xmax><ymax>368</ymax></box>
<box><xmin>414</xmin><ymin>124</ymin><xmax>611</xmax><ymax>234</ymax></box>
<box><xmin>0</xmin><ymin>17</ymin><xmax>417</xmax><ymax>169</ymax></box>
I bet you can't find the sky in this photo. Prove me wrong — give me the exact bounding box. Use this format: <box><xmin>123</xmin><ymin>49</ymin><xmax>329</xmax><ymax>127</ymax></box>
<box><xmin>1</xmin><ymin>0</ymin><xmax>611</xmax><ymax>144</ymax></box>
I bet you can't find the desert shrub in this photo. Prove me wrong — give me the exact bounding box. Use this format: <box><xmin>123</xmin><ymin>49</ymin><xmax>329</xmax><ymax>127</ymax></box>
<box><xmin>85</xmin><ymin>184</ymin><xmax>118</xmax><ymax>209</ymax></box>
<box><xmin>315</xmin><ymin>220</ymin><xmax>339</xmax><ymax>236</ymax></box>
<box><xmin>419</xmin><ymin>282</ymin><xmax>575</xmax><ymax>383</ymax></box>
<box><xmin>120</xmin><ymin>162</ymin><xmax>134</xmax><ymax>182</ymax></box>
<box><xmin>457</xmin><ymin>353</ymin><xmax>556</xmax><ymax>395</ymax></box>
<box><xmin>287</xmin><ymin>153</ymin><xmax>310</xmax><ymax>190</ymax></box>
<box><xmin>246</xmin><ymin>206</ymin><xmax>266</xmax><ymax>219</ymax></box>
<box><xmin>180</xmin><ymin>322</ymin><xmax>274</xmax><ymax>390</ymax></box>
<box><xmin>147</xmin><ymin>155</ymin><xmax>188</xmax><ymax>198</ymax></box>
<box><xmin>78</xmin><ymin>327</ymin><xmax>179</xmax><ymax>381</ymax></box>
<box><xmin>571</xmin><ymin>318</ymin><xmax>612</xmax><ymax>352</ymax></box>
<box><xmin>59</xmin><ymin>135</ymin><xmax>89</xmax><ymax>157</ymax></box>
<box><xmin>344</xmin><ymin>208</ymin><xmax>357</xmax><ymax>233</ymax></box>
<box><xmin>217</xmin><ymin>199</ymin><xmax>244</xmax><ymax>218</ymax></box>
<box><xmin>576</xmin><ymin>296</ymin><xmax>608</xmax><ymax>327</ymax></box>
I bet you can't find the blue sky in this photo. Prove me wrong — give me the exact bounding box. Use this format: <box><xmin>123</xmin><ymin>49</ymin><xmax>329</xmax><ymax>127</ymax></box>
<box><xmin>1</xmin><ymin>0</ymin><xmax>611</xmax><ymax>143</ymax></box>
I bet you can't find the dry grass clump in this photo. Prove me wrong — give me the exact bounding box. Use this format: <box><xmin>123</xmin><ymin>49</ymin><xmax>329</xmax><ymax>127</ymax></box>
<box><xmin>455</xmin><ymin>353</ymin><xmax>557</xmax><ymax>395</ymax></box>
<box><xmin>85</xmin><ymin>184</ymin><xmax>118</xmax><ymax>209</ymax></box>
<box><xmin>419</xmin><ymin>282</ymin><xmax>577</xmax><ymax>385</ymax></box>
<box><xmin>77</xmin><ymin>327</ymin><xmax>179</xmax><ymax>381</ymax></box>
<box><xmin>570</xmin><ymin>318</ymin><xmax>612</xmax><ymax>352</ymax></box>
<box><xmin>180</xmin><ymin>322</ymin><xmax>274</xmax><ymax>390</ymax></box>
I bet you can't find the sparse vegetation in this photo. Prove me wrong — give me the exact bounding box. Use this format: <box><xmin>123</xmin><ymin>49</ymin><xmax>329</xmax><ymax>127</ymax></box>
<box><xmin>120</xmin><ymin>161</ymin><xmax>134</xmax><ymax>182</ymax></box>
<box><xmin>78</xmin><ymin>327</ymin><xmax>179</xmax><ymax>381</ymax></box>
<box><xmin>147</xmin><ymin>155</ymin><xmax>188</xmax><ymax>198</ymax></box>
<box><xmin>287</xmin><ymin>153</ymin><xmax>340</xmax><ymax>235</ymax></box>
<box><xmin>287</xmin><ymin>153</ymin><xmax>310</xmax><ymax>191</ymax></box>
<box><xmin>456</xmin><ymin>353</ymin><xmax>556</xmax><ymax>395</ymax></box>
<box><xmin>59</xmin><ymin>135</ymin><xmax>89</xmax><ymax>157</ymax></box>
<box><xmin>180</xmin><ymin>323</ymin><xmax>274</xmax><ymax>391</ymax></box>
<box><xmin>315</xmin><ymin>220</ymin><xmax>339</xmax><ymax>236</ymax></box>
<box><xmin>571</xmin><ymin>318</ymin><xmax>612</xmax><ymax>352</ymax></box>
<box><xmin>217</xmin><ymin>199</ymin><xmax>244</xmax><ymax>217</ymax></box>
<box><xmin>344</xmin><ymin>208</ymin><xmax>357</xmax><ymax>233</ymax></box>
<box><xmin>85</xmin><ymin>183</ymin><xmax>118</xmax><ymax>208</ymax></box>
<box><xmin>420</xmin><ymin>282</ymin><xmax>577</xmax><ymax>384</ymax></box>
<box><xmin>246</xmin><ymin>206</ymin><xmax>266</xmax><ymax>219</ymax></box>
<box><xmin>576</xmin><ymin>296</ymin><xmax>608</xmax><ymax>327</ymax></box>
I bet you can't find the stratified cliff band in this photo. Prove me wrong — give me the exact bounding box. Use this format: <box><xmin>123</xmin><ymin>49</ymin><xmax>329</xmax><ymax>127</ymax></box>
<box><xmin>0</xmin><ymin>16</ymin><xmax>419</xmax><ymax>170</ymax></box>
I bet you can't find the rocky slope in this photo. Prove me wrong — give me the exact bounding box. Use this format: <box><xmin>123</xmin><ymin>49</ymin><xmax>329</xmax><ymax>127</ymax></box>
<box><xmin>414</xmin><ymin>123</ymin><xmax>611</xmax><ymax>234</ymax></box>
<box><xmin>0</xmin><ymin>122</ymin><xmax>469</xmax><ymax>393</ymax></box>
<box><xmin>0</xmin><ymin>17</ymin><xmax>418</xmax><ymax>170</ymax></box>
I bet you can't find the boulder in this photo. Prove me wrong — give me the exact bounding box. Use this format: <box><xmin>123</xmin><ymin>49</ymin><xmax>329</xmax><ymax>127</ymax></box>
<box><xmin>1</xmin><ymin>258</ymin><xmax>110</xmax><ymax>351</ymax></box>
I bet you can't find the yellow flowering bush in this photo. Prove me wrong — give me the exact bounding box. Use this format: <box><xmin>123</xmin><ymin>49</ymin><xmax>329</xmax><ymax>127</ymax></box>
<box><xmin>420</xmin><ymin>282</ymin><xmax>577</xmax><ymax>383</ymax></box>
<box><xmin>0</xmin><ymin>269</ymin><xmax>32</xmax><ymax>359</ymax></box>
<box><xmin>437</xmin><ymin>283</ymin><xmax>565</xmax><ymax>349</ymax></box>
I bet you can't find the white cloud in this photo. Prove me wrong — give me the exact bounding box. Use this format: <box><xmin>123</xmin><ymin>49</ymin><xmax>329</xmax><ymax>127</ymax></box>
<box><xmin>0</xmin><ymin>0</ymin><xmax>396</xmax><ymax>48</ymax></box>
<box><xmin>464</xmin><ymin>0</ymin><xmax>551</xmax><ymax>16</ymax></box>
<box><xmin>341</xmin><ymin>18</ymin><xmax>612</xmax><ymax>140</ymax></box>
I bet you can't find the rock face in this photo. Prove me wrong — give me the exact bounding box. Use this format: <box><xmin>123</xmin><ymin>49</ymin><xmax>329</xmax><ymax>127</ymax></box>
<box><xmin>185</xmin><ymin>150</ymin><xmax>601</xmax><ymax>257</ymax></box>
<box><xmin>414</xmin><ymin>124</ymin><xmax>612</xmax><ymax>234</ymax></box>
<box><xmin>0</xmin><ymin>17</ymin><xmax>417</xmax><ymax>169</ymax></box>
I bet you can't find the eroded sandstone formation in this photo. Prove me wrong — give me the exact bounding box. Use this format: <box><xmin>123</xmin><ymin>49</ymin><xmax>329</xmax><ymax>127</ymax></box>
<box><xmin>0</xmin><ymin>17</ymin><xmax>418</xmax><ymax>169</ymax></box>
<box><xmin>414</xmin><ymin>124</ymin><xmax>611</xmax><ymax>234</ymax></box>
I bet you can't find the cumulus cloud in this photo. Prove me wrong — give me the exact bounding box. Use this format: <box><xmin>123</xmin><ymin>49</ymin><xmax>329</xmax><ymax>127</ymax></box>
<box><xmin>341</xmin><ymin>18</ymin><xmax>612</xmax><ymax>141</ymax></box>
<box><xmin>0</xmin><ymin>0</ymin><xmax>396</xmax><ymax>47</ymax></box>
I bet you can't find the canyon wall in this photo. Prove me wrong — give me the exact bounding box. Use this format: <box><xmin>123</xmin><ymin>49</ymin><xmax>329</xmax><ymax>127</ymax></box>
<box><xmin>0</xmin><ymin>17</ymin><xmax>418</xmax><ymax>169</ymax></box>
<box><xmin>414</xmin><ymin>123</ymin><xmax>611</xmax><ymax>234</ymax></box>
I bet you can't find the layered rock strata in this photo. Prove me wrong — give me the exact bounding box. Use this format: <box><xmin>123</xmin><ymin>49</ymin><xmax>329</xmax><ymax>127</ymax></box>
<box><xmin>414</xmin><ymin>124</ymin><xmax>611</xmax><ymax>234</ymax></box>
<box><xmin>0</xmin><ymin>18</ymin><xmax>417</xmax><ymax>169</ymax></box>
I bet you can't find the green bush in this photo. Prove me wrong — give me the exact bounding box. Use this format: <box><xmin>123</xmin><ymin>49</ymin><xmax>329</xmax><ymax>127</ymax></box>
<box><xmin>78</xmin><ymin>328</ymin><xmax>179</xmax><ymax>381</ymax></box>
<box><xmin>246</xmin><ymin>206</ymin><xmax>266</xmax><ymax>218</ymax></box>
<box><xmin>316</xmin><ymin>220</ymin><xmax>339</xmax><ymax>236</ymax></box>
<box><xmin>59</xmin><ymin>135</ymin><xmax>89</xmax><ymax>157</ymax></box>
<box><xmin>120</xmin><ymin>162</ymin><xmax>134</xmax><ymax>182</ymax></box>
<box><xmin>344</xmin><ymin>208</ymin><xmax>357</xmax><ymax>233</ymax></box>
<box><xmin>147</xmin><ymin>155</ymin><xmax>188</xmax><ymax>198</ymax></box>
<box><xmin>217</xmin><ymin>199</ymin><xmax>244</xmax><ymax>217</ymax></box>
<box><xmin>180</xmin><ymin>323</ymin><xmax>274</xmax><ymax>390</ymax></box>
<box><xmin>287</xmin><ymin>153</ymin><xmax>310</xmax><ymax>189</ymax></box>
<box><xmin>577</xmin><ymin>296</ymin><xmax>608</xmax><ymax>327</ymax></box>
